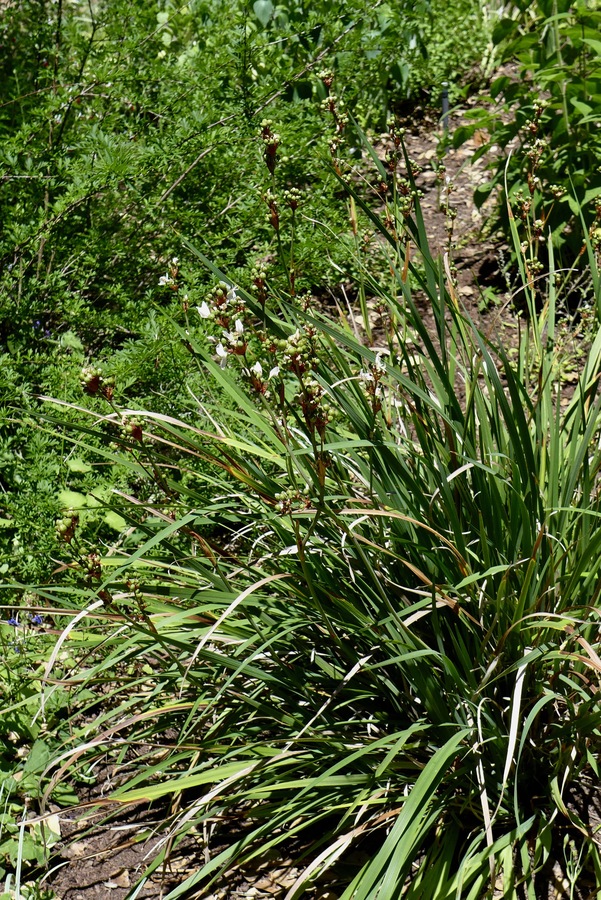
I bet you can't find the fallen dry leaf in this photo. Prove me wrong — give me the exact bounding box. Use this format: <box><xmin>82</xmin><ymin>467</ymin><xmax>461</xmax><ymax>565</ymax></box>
<box><xmin>61</xmin><ymin>841</ymin><xmax>90</xmax><ymax>859</ymax></box>
<box><xmin>104</xmin><ymin>868</ymin><xmax>130</xmax><ymax>888</ymax></box>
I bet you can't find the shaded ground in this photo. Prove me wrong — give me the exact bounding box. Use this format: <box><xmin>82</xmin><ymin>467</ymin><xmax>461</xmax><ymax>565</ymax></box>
<box><xmin>49</xmin><ymin>807</ymin><xmax>186</xmax><ymax>899</ymax></box>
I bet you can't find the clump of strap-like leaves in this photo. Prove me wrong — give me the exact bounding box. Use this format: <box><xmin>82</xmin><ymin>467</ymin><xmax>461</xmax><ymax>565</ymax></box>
<box><xmin>38</xmin><ymin>126</ymin><xmax>601</xmax><ymax>898</ymax></box>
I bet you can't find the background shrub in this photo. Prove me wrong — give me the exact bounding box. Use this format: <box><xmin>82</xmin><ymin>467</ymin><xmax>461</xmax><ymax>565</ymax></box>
<box><xmin>455</xmin><ymin>0</ymin><xmax>601</xmax><ymax>288</ymax></box>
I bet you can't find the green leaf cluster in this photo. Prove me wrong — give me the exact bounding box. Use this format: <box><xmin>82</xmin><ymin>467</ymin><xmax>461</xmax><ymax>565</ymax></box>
<box><xmin>455</xmin><ymin>0</ymin><xmax>601</xmax><ymax>276</ymax></box>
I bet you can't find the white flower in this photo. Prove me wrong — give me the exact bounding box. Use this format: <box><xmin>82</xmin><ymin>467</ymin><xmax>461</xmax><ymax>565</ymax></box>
<box><xmin>227</xmin><ymin>286</ymin><xmax>238</xmax><ymax>303</ymax></box>
<box><xmin>171</xmin><ymin>257</ymin><xmax>179</xmax><ymax>265</ymax></box>
<box><xmin>158</xmin><ymin>274</ymin><xmax>173</xmax><ymax>286</ymax></box>
<box><xmin>268</xmin><ymin>366</ymin><xmax>280</xmax><ymax>380</ymax></box>
<box><xmin>374</xmin><ymin>353</ymin><xmax>386</xmax><ymax>374</ymax></box>
<box><xmin>197</xmin><ymin>302</ymin><xmax>211</xmax><ymax>319</ymax></box>
<box><xmin>251</xmin><ymin>361</ymin><xmax>263</xmax><ymax>377</ymax></box>
<box><xmin>359</xmin><ymin>370</ymin><xmax>374</xmax><ymax>383</ymax></box>
<box><xmin>215</xmin><ymin>343</ymin><xmax>228</xmax><ymax>368</ymax></box>
<box><xmin>234</xmin><ymin>318</ymin><xmax>244</xmax><ymax>334</ymax></box>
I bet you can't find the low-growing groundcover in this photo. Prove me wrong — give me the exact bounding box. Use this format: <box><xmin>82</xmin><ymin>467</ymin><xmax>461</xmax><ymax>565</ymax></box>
<box><xmin>27</xmin><ymin>128</ymin><xmax>601</xmax><ymax>899</ymax></box>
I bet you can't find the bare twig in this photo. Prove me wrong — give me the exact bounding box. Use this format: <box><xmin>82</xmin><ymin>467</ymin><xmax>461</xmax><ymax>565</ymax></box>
<box><xmin>158</xmin><ymin>146</ymin><xmax>215</xmax><ymax>203</ymax></box>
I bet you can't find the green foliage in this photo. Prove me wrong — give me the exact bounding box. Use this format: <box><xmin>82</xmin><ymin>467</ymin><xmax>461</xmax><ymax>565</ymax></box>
<box><xmin>36</xmin><ymin>126</ymin><xmax>601</xmax><ymax>897</ymax></box>
<box><xmin>0</xmin><ymin>886</ymin><xmax>56</xmax><ymax>900</ymax></box>
<box><xmin>3</xmin><ymin>1</ymin><xmax>574</xmax><ymax>894</ymax></box>
<box><xmin>456</xmin><ymin>0</ymin><xmax>601</xmax><ymax>275</ymax></box>
<box><xmin>0</xmin><ymin>609</ymin><xmax>78</xmax><ymax>887</ymax></box>
<box><xmin>0</xmin><ymin>0</ymin><xmax>491</xmax><ymax>584</ymax></box>
<box><xmin>406</xmin><ymin>0</ymin><xmax>492</xmax><ymax>99</ymax></box>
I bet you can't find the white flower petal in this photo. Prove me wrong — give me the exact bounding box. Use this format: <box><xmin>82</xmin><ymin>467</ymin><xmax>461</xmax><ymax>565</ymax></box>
<box><xmin>215</xmin><ymin>343</ymin><xmax>228</xmax><ymax>368</ymax></box>
<box><xmin>251</xmin><ymin>361</ymin><xmax>263</xmax><ymax>376</ymax></box>
<box><xmin>268</xmin><ymin>366</ymin><xmax>280</xmax><ymax>380</ymax></box>
<box><xmin>235</xmin><ymin>318</ymin><xmax>244</xmax><ymax>334</ymax></box>
<box><xmin>197</xmin><ymin>302</ymin><xmax>211</xmax><ymax>319</ymax></box>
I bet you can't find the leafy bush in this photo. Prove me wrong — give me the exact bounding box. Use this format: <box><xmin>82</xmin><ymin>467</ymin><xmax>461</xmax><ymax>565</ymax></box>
<box><xmin>36</xmin><ymin>126</ymin><xmax>601</xmax><ymax>898</ymax></box>
<box><xmin>456</xmin><ymin>0</ymin><xmax>601</xmax><ymax>280</ymax></box>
